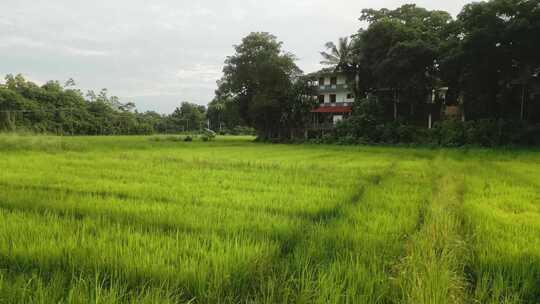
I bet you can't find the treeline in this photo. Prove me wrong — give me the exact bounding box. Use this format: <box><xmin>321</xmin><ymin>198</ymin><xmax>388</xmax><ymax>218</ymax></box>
<box><xmin>333</xmin><ymin>0</ymin><xmax>540</xmax><ymax>146</ymax></box>
<box><xmin>0</xmin><ymin>74</ymin><xmax>250</xmax><ymax>135</ymax></box>
<box><xmin>214</xmin><ymin>0</ymin><xmax>540</xmax><ymax>145</ymax></box>
<box><xmin>3</xmin><ymin>0</ymin><xmax>539</xmax><ymax>145</ymax></box>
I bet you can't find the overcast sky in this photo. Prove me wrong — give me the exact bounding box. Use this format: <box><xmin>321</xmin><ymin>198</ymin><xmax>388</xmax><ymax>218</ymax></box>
<box><xmin>1</xmin><ymin>0</ymin><xmax>470</xmax><ymax>113</ymax></box>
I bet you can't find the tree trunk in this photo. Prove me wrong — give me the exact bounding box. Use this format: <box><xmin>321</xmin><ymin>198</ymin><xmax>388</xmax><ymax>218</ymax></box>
<box><xmin>521</xmin><ymin>85</ymin><xmax>526</xmax><ymax>121</ymax></box>
<box><xmin>459</xmin><ymin>92</ymin><xmax>466</xmax><ymax>122</ymax></box>
<box><xmin>393</xmin><ymin>89</ymin><xmax>399</xmax><ymax>121</ymax></box>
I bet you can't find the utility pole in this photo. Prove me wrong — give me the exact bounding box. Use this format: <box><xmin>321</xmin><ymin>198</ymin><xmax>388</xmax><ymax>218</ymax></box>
<box><xmin>428</xmin><ymin>89</ymin><xmax>435</xmax><ymax>129</ymax></box>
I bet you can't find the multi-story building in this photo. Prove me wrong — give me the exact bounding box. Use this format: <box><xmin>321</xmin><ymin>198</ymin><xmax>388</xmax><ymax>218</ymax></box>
<box><xmin>307</xmin><ymin>69</ymin><xmax>456</xmax><ymax>132</ymax></box>
<box><xmin>309</xmin><ymin>69</ymin><xmax>355</xmax><ymax>128</ymax></box>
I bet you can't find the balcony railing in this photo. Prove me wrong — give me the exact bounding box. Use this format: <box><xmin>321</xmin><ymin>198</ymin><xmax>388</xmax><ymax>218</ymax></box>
<box><xmin>317</xmin><ymin>84</ymin><xmax>349</xmax><ymax>92</ymax></box>
<box><xmin>318</xmin><ymin>102</ymin><xmax>353</xmax><ymax>108</ymax></box>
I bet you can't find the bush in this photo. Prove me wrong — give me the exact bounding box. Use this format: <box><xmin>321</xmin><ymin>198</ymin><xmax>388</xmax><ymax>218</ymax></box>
<box><xmin>321</xmin><ymin>133</ymin><xmax>337</xmax><ymax>144</ymax></box>
<box><xmin>396</xmin><ymin>124</ymin><xmax>417</xmax><ymax>144</ymax></box>
<box><xmin>378</xmin><ymin>123</ymin><xmax>398</xmax><ymax>144</ymax></box>
<box><xmin>328</xmin><ymin>117</ymin><xmax>539</xmax><ymax>147</ymax></box>
<box><xmin>411</xmin><ymin>127</ymin><xmax>433</xmax><ymax>145</ymax></box>
<box><xmin>201</xmin><ymin>129</ymin><xmax>216</xmax><ymax>142</ymax></box>
<box><xmin>499</xmin><ymin>119</ymin><xmax>529</xmax><ymax>145</ymax></box>
<box><xmin>522</xmin><ymin>124</ymin><xmax>540</xmax><ymax>146</ymax></box>
<box><xmin>433</xmin><ymin>120</ymin><xmax>465</xmax><ymax>147</ymax></box>
<box><xmin>462</xmin><ymin>119</ymin><xmax>497</xmax><ymax>146</ymax></box>
<box><xmin>184</xmin><ymin>135</ymin><xmax>193</xmax><ymax>142</ymax></box>
<box><xmin>336</xmin><ymin>135</ymin><xmax>357</xmax><ymax>145</ymax></box>
<box><xmin>336</xmin><ymin>114</ymin><xmax>381</xmax><ymax>142</ymax></box>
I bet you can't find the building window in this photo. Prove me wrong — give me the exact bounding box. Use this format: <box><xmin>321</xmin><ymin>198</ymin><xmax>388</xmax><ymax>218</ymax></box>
<box><xmin>318</xmin><ymin>95</ymin><xmax>325</xmax><ymax>104</ymax></box>
<box><xmin>347</xmin><ymin>93</ymin><xmax>353</xmax><ymax>99</ymax></box>
<box><xmin>318</xmin><ymin>77</ymin><xmax>325</xmax><ymax>86</ymax></box>
<box><xmin>330</xmin><ymin>77</ymin><xmax>337</xmax><ymax>86</ymax></box>
<box><xmin>330</xmin><ymin>94</ymin><xmax>337</xmax><ymax>103</ymax></box>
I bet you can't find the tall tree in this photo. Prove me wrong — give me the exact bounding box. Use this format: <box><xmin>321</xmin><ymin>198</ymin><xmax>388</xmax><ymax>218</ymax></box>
<box><xmin>320</xmin><ymin>37</ymin><xmax>354</xmax><ymax>70</ymax></box>
<box><xmin>169</xmin><ymin>102</ymin><xmax>206</xmax><ymax>132</ymax></box>
<box><xmin>207</xmin><ymin>91</ymin><xmax>243</xmax><ymax>131</ymax></box>
<box><xmin>321</xmin><ymin>37</ymin><xmax>365</xmax><ymax>97</ymax></box>
<box><xmin>218</xmin><ymin>32</ymin><xmax>303</xmax><ymax>140</ymax></box>
<box><xmin>352</xmin><ymin>5</ymin><xmax>453</xmax><ymax>120</ymax></box>
<box><xmin>451</xmin><ymin>0</ymin><xmax>540</xmax><ymax>120</ymax></box>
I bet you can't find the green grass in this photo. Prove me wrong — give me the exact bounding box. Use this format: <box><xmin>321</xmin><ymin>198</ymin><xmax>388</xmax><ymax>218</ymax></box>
<box><xmin>0</xmin><ymin>134</ymin><xmax>539</xmax><ymax>303</ymax></box>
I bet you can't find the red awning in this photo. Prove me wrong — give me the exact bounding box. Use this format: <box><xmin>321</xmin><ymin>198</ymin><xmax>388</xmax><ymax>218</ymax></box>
<box><xmin>311</xmin><ymin>106</ymin><xmax>352</xmax><ymax>113</ymax></box>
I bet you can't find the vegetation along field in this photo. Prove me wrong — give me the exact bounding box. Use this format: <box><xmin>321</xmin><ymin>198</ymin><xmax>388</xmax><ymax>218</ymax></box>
<box><xmin>0</xmin><ymin>135</ymin><xmax>539</xmax><ymax>303</ymax></box>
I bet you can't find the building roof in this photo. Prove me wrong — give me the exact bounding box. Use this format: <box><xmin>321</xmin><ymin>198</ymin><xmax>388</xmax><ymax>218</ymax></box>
<box><xmin>311</xmin><ymin>106</ymin><xmax>352</xmax><ymax>113</ymax></box>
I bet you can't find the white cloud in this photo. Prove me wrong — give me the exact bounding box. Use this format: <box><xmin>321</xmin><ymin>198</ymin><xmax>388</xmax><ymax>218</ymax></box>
<box><xmin>176</xmin><ymin>64</ymin><xmax>222</xmax><ymax>82</ymax></box>
<box><xmin>62</xmin><ymin>47</ymin><xmax>110</xmax><ymax>57</ymax></box>
<box><xmin>0</xmin><ymin>36</ymin><xmax>109</xmax><ymax>57</ymax></box>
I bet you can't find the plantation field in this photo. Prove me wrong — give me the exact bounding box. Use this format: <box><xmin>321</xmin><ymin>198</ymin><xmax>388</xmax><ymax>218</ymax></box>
<box><xmin>0</xmin><ymin>135</ymin><xmax>539</xmax><ymax>303</ymax></box>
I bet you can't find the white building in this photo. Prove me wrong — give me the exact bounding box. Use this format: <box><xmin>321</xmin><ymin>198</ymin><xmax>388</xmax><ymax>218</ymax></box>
<box><xmin>310</xmin><ymin>70</ymin><xmax>355</xmax><ymax>127</ymax></box>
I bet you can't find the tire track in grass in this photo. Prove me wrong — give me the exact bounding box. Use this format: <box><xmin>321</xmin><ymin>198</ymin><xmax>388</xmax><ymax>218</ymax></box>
<box><xmin>310</xmin><ymin>161</ymin><xmax>397</xmax><ymax>224</ymax></box>
<box><xmin>0</xmin><ymin>181</ymin><xmax>174</xmax><ymax>204</ymax></box>
<box><xmin>395</xmin><ymin>157</ymin><xmax>470</xmax><ymax>304</ymax></box>
<box><xmin>278</xmin><ymin>162</ymin><xmax>396</xmax><ymax>257</ymax></box>
<box><xmin>0</xmin><ymin>180</ymin><xmax>349</xmax><ymax>222</ymax></box>
<box><xmin>257</xmin><ymin>162</ymin><xmax>398</xmax><ymax>303</ymax></box>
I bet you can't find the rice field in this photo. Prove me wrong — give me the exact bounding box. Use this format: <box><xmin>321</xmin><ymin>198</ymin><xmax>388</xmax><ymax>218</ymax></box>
<box><xmin>0</xmin><ymin>135</ymin><xmax>539</xmax><ymax>303</ymax></box>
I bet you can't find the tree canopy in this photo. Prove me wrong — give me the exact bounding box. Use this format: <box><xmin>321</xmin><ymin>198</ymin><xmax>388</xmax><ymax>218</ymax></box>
<box><xmin>450</xmin><ymin>0</ymin><xmax>540</xmax><ymax>119</ymax></box>
<box><xmin>218</xmin><ymin>32</ymin><xmax>315</xmax><ymax>140</ymax></box>
<box><xmin>352</xmin><ymin>5</ymin><xmax>453</xmax><ymax>99</ymax></box>
<box><xmin>0</xmin><ymin>74</ymin><xmax>208</xmax><ymax>135</ymax></box>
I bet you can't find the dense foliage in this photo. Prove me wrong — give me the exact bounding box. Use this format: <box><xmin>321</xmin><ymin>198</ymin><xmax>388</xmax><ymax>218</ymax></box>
<box><xmin>317</xmin><ymin>0</ymin><xmax>540</xmax><ymax>146</ymax></box>
<box><xmin>207</xmin><ymin>0</ymin><xmax>540</xmax><ymax>145</ymax></box>
<box><xmin>217</xmin><ymin>32</ymin><xmax>317</xmax><ymax>140</ymax></box>
<box><xmin>345</xmin><ymin>1</ymin><xmax>540</xmax><ymax>122</ymax></box>
<box><xmin>454</xmin><ymin>0</ymin><xmax>540</xmax><ymax>119</ymax></box>
<box><xmin>0</xmin><ymin>75</ymin><xmax>242</xmax><ymax>135</ymax></box>
<box><xmin>0</xmin><ymin>74</ymin><xmax>154</xmax><ymax>135</ymax></box>
<box><xmin>332</xmin><ymin>115</ymin><xmax>540</xmax><ymax>147</ymax></box>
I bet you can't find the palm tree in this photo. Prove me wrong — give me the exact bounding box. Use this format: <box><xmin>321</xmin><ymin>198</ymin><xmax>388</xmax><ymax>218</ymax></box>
<box><xmin>320</xmin><ymin>37</ymin><xmax>363</xmax><ymax>97</ymax></box>
<box><xmin>320</xmin><ymin>37</ymin><xmax>353</xmax><ymax>70</ymax></box>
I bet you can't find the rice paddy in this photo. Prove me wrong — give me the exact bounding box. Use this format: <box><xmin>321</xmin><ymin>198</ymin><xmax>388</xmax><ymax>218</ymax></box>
<box><xmin>0</xmin><ymin>135</ymin><xmax>539</xmax><ymax>303</ymax></box>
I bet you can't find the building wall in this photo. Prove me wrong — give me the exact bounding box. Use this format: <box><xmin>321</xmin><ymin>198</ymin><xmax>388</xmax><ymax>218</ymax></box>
<box><xmin>315</xmin><ymin>73</ymin><xmax>355</xmax><ymax>105</ymax></box>
<box><xmin>321</xmin><ymin>92</ymin><xmax>354</xmax><ymax>104</ymax></box>
<box><xmin>319</xmin><ymin>75</ymin><xmax>348</xmax><ymax>85</ymax></box>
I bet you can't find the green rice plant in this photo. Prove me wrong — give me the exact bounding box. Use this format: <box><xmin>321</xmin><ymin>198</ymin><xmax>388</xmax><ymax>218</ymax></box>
<box><xmin>0</xmin><ymin>135</ymin><xmax>539</xmax><ymax>303</ymax></box>
<box><xmin>395</xmin><ymin>159</ymin><xmax>468</xmax><ymax>304</ymax></box>
<box><xmin>461</xmin><ymin>158</ymin><xmax>540</xmax><ymax>303</ymax></box>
